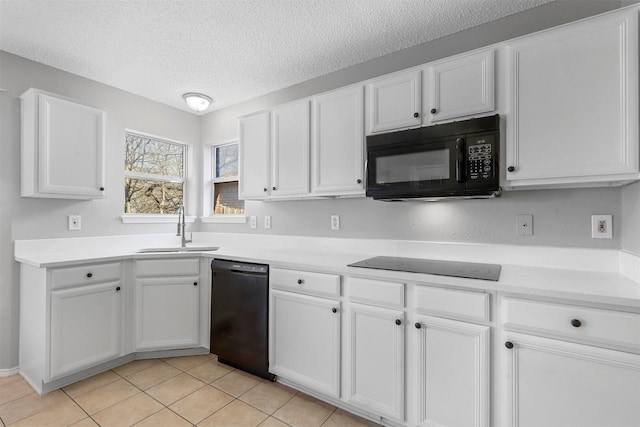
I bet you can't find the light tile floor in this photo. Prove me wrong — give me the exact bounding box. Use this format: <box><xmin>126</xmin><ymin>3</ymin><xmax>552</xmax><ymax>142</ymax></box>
<box><xmin>0</xmin><ymin>354</ymin><xmax>380</xmax><ymax>427</ymax></box>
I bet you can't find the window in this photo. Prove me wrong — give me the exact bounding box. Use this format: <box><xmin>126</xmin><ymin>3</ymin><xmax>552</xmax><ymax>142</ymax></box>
<box><xmin>211</xmin><ymin>142</ymin><xmax>244</xmax><ymax>216</ymax></box>
<box><xmin>124</xmin><ymin>132</ymin><xmax>186</xmax><ymax>214</ymax></box>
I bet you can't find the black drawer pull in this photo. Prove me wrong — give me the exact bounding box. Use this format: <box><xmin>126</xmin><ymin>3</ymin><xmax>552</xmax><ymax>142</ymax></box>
<box><xmin>86</xmin><ymin>273</ymin><xmax>93</xmax><ymax>278</ymax></box>
<box><xmin>395</xmin><ymin>319</ymin><xmax>402</xmax><ymax>326</ymax></box>
<box><xmin>332</xmin><ymin>308</ymin><xmax>337</xmax><ymax>313</ymax></box>
<box><xmin>415</xmin><ymin>323</ymin><xmax>422</xmax><ymax>329</ymax></box>
<box><xmin>505</xmin><ymin>341</ymin><xmax>514</xmax><ymax>349</ymax></box>
<box><xmin>571</xmin><ymin>319</ymin><xmax>582</xmax><ymax>328</ymax></box>
<box><xmin>297</xmin><ymin>279</ymin><xmax>303</xmax><ymax>285</ymax></box>
<box><xmin>116</xmin><ymin>286</ymin><xmax>121</xmax><ymax>291</ymax></box>
<box><xmin>194</xmin><ymin>282</ymin><xmax>198</xmax><ymax>286</ymax></box>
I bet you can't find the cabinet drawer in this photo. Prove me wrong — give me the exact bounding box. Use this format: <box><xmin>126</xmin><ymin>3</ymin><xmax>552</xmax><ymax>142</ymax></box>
<box><xmin>416</xmin><ymin>285</ymin><xmax>490</xmax><ymax>322</ymax></box>
<box><xmin>503</xmin><ymin>297</ymin><xmax>640</xmax><ymax>350</ymax></box>
<box><xmin>270</xmin><ymin>268</ymin><xmax>340</xmax><ymax>298</ymax></box>
<box><xmin>136</xmin><ymin>258</ymin><xmax>200</xmax><ymax>277</ymax></box>
<box><xmin>348</xmin><ymin>277</ymin><xmax>404</xmax><ymax>309</ymax></box>
<box><xmin>50</xmin><ymin>262</ymin><xmax>121</xmax><ymax>289</ymax></box>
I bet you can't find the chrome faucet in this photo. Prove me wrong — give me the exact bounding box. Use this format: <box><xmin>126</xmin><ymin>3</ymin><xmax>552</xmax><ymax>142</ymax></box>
<box><xmin>176</xmin><ymin>205</ymin><xmax>192</xmax><ymax>248</ymax></box>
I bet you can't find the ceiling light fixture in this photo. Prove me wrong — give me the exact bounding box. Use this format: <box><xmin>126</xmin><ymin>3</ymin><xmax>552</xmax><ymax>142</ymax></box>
<box><xmin>183</xmin><ymin>92</ymin><xmax>213</xmax><ymax>112</ymax></box>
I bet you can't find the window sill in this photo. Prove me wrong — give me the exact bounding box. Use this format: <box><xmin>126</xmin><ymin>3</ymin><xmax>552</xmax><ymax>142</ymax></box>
<box><xmin>121</xmin><ymin>214</ymin><xmax>197</xmax><ymax>224</ymax></box>
<box><xmin>200</xmin><ymin>215</ymin><xmax>247</xmax><ymax>224</ymax></box>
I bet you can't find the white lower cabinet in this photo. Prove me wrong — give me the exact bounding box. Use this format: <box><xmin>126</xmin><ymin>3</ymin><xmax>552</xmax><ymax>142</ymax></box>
<box><xmin>414</xmin><ymin>315</ymin><xmax>490</xmax><ymax>427</ymax></box>
<box><xmin>503</xmin><ymin>332</ymin><xmax>640</xmax><ymax>427</ymax></box>
<box><xmin>135</xmin><ymin>258</ymin><xmax>201</xmax><ymax>351</ymax></box>
<box><xmin>50</xmin><ymin>281</ymin><xmax>123</xmax><ymax>379</ymax></box>
<box><xmin>269</xmin><ymin>290</ymin><xmax>341</xmax><ymax>397</ymax></box>
<box><xmin>19</xmin><ymin>261</ymin><xmax>125</xmax><ymax>394</ymax></box>
<box><xmin>346</xmin><ymin>302</ymin><xmax>405</xmax><ymax>422</ymax></box>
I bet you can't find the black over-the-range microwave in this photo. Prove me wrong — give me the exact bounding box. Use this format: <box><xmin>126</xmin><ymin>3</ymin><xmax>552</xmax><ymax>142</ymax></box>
<box><xmin>365</xmin><ymin>114</ymin><xmax>500</xmax><ymax>201</ymax></box>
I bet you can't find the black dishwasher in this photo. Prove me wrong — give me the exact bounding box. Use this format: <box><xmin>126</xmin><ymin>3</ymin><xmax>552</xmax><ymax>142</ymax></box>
<box><xmin>210</xmin><ymin>259</ymin><xmax>275</xmax><ymax>381</ymax></box>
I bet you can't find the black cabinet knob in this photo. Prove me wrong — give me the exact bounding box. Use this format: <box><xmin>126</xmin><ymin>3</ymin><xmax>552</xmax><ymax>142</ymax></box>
<box><xmin>272</xmin><ymin>186</ymin><xmax>276</xmax><ymax>191</ymax></box>
<box><xmin>413</xmin><ymin>112</ymin><xmax>419</xmax><ymax>118</ymax></box>
<box><xmin>507</xmin><ymin>166</ymin><xmax>516</xmax><ymax>173</ymax></box>
<box><xmin>505</xmin><ymin>341</ymin><xmax>514</xmax><ymax>349</ymax></box>
<box><xmin>356</xmin><ymin>179</ymin><xmax>362</xmax><ymax>184</ymax></box>
<box><xmin>430</xmin><ymin>108</ymin><xmax>437</xmax><ymax>114</ymax></box>
<box><xmin>297</xmin><ymin>279</ymin><xmax>303</xmax><ymax>285</ymax></box>
<box><xmin>415</xmin><ymin>322</ymin><xmax>422</xmax><ymax>329</ymax></box>
<box><xmin>116</xmin><ymin>286</ymin><xmax>121</xmax><ymax>291</ymax></box>
<box><xmin>86</xmin><ymin>273</ymin><xmax>93</xmax><ymax>278</ymax></box>
<box><xmin>193</xmin><ymin>282</ymin><xmax>198</xmax><ymax>286</ymax></box>
<box><xmin>395</xmin><ymin>319</ymin><xmax>402</xmax><ymax>326</ymax></box>
<box><xmin>263</xmin><ymin>188</ymin><xmax>268</xmax><ymax>192</ymax></box>
<box><xmin>99</xmin><ymin>187</ymin><xmax>105</xmax><ymax>191</ymax></box>
<box><xmin>332</xmin><ymin>308</ymin><xmax>337</xmax><ymax>313</ymax></box>
<box><xmin>571</xmin><ymin>319</ymin><xmax>582</xmax><ymax>328</ymax></box>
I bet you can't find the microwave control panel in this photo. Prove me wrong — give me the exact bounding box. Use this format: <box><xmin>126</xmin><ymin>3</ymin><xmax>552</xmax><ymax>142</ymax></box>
<box><xmin>467</xmin><ymin>135</ymin><xmax>496</xmax><ymax>181</ymax></box>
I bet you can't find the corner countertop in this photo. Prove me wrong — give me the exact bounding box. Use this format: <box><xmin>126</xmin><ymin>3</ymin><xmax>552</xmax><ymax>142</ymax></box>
<box><xmin>14</xmin><ymin>233</ymin><xmax>640</xmax><ymax>309</ymax></box>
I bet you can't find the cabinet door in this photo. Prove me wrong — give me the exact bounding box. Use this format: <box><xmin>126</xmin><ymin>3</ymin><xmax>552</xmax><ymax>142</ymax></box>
<box><xmin>427</xmin><ymin>50</ymin><xmax>495</xmax><ymax>123</ymax></box>
<box><xmin>312</xmin><ymin>85</ymin><xmax>365</xmax><ymax>196</ymax></box>
<box><xmin>506</xmin><ymin>9</ymin><xmax>639</xmax><ymax>187</ymax></box>
<box><xmin>271</xmin><ymin>100</ymin><xmax>310</xmax><ymax>198</ymax></box>
<box><xmin>270</xmin><ymin>290</ymin><xmax>341</xmax><ymax>397</ymax></box>
<box><xmin>239</xmin><ymin>111</ymin><xmax>271</xmax><ymax>199</ymax></box>
<box><xmin>504</xmin><ymin>333</ymin><xmax>640</xmax><ymax>427</ymax></box>
<box><xmin>347</xmin><ymin>302</ymin><xmax>404</xmax><ymax>421</ymax></box>
<box><xmin>21</xmin><ymin>90</ymin><xmax>105</xmax><ymax>199</ymax></box>
<box><xmin>136</xmin><ymin>277</ymin><xmax>200</xmax><ymax>350</ymax></box>
<box><xmin>50</xmin><ymin>281</ymin><xmax>122</xmax><ymax>379</ymax></box>
<box><xmin>367</xmin><ymin>69</ymin><xmax>422</xmax><ymax>133</ymax></box>
<box><xmin>415</xmin><ymin>315</ymin><xmax>490</xmax><ymax>427</ymax></box>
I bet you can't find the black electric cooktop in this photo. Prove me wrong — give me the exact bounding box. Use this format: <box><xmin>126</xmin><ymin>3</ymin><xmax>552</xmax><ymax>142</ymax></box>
<box><xmin>348</xmin><ymin>256</ymin><xmax>501</xmax><ymax>281</ymax></box>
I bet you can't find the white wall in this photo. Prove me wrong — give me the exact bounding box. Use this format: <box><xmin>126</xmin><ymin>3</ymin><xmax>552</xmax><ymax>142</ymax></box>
<box><xmin>199</xmin><ymin>0</ymin><xmax>631</xmax><ymax>250</ymax></box>
<box><xmin>0</xmin><ymin>52</ymin><xmax>201</xmax><ymax>370</ymax></box>
<box><xmin>622</xmin><ymin>182</ymin><xmax>640</xmax><ymax>256</ymax></box>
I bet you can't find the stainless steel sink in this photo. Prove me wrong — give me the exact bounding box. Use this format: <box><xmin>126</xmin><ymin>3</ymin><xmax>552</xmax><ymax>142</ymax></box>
<box><xmin>136</xmin><ymin>246</ymin><xmax>219</xmax><ymax>253</ymax></box>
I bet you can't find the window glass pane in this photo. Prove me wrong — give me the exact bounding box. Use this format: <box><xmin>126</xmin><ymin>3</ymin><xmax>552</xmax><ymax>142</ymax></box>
<box><xmin>124</xmin><ymin>178</ymin><xmax>183</xmax><ymax>214</ymax></box>
<box><xmin>214</xmin><ymin>181</ymin><xmax>244</xmax><ymax>215</ymax></box>
<box><xmin>215</xmin><ymin>144</ymin><xmax>238</xmax><ymax>178</ymax></box>
<box><xmin>125</xmin><ymin>133</ymin><xmax>184</xmax><ymax>178</ymax></box>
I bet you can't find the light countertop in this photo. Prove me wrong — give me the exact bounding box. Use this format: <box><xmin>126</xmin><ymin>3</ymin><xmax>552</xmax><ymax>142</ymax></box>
<box><xmin>14</xmin><ymin>233</ymin><xmax>640</xmax><ymax>309</ymax></box>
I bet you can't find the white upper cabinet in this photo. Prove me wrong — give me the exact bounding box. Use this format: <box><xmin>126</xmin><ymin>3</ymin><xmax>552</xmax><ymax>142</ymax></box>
<box><xmin>271</xmin><ymin>100</ymin><xmax>310</xmax><ymax>198</ymax></box>
<box><xmin>21</xmin><ymin>88</ymin><xmax>106</xmax><ymax>199</ymax></box>
<box><xmin>367</xmin><ymin>69</ymin><xmax>422</xmax><ymax>134</ymax></box>
<box><xmin>426</xmin><ymin>49</ymin><xmax>495</xmax><ymax>124</ymax></box>
<box><xmin>505</xmin><ymin>8</ymin><xmax>639</xmax><ymax>188</ymax></box>
<box><xmin>239</xmin><ymin>111</ymin><xmax>271</xmax><ymax>200</ymax></box>
<box><xmin>312</xmin><ymin>85</ymin><xmax>365</xmax><ymax>196</ymax></box>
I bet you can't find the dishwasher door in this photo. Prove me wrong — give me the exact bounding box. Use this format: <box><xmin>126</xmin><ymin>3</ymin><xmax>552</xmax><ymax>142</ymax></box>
<box><xmin>211</xmin><ymin>259</ymin><xmax>274</xmax><ymax>380</ymax></box>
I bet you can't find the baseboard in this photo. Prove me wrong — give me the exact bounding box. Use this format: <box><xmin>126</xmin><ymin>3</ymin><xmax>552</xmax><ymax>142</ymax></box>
<box><xmin>0</xmin><ymin>366</ymin><xmax>20</xmax><ymax>377</ymax></box>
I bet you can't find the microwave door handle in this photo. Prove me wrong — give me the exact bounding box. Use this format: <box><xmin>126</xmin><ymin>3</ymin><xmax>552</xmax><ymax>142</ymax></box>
<box><xmin>456</xmin><ymin>138</ymin><xmax>466</xmax><ymax>183</ymax></box>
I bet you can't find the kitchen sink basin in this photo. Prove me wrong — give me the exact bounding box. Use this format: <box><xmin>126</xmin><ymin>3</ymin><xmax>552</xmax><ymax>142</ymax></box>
<box><xmin>136</xmin><ymin>246</ymin><xmax>219</xmax><ymax>253</ymax></box>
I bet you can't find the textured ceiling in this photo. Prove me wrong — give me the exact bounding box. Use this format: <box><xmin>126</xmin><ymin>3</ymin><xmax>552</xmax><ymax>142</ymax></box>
<box><xmin>0</xmin><ymin>0</ymin><xmax>554</xmax><ymax>114</ymax></box>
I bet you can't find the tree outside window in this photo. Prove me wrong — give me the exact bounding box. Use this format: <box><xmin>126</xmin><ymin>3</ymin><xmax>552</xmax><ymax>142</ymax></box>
<box><xmin>124</xmin><ymin>132</ymin><xmax>186</xmax><ymax>214</ymax></box>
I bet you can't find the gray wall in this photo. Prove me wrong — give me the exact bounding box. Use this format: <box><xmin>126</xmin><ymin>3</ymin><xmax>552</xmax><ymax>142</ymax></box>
<box><xmin>0</xmin><ymin>52</ymin><xmax>201</xmax><ymax>370</ymax></box>
<box><xmin>622</xmin><ymin>182</ymin><xmax>640</xmax><ymax>255</ymax></box>
<box><xmin>200</xmin><ymin>0</ymin><xmax>632</xmax><ymax>250</ymax></box>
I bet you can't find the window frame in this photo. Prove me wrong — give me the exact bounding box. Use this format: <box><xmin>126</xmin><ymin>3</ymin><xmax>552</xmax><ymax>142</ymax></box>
<box><xmin>202</xmin><ymin>139</ymin><xmax>246</xmax><ymax>223</ymax></box>
<box><xmin>121</xmin><ymin>129</ymin><xmax>195</xmax><ymax>224</ymax></box>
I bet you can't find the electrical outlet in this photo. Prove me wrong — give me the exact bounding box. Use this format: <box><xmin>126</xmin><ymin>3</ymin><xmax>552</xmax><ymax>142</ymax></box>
<box><xmin>516</xmin><ymin>214</ymin><xmax>533</xmax><ymax>236</ymax></box>
<box><xmin>250</xmin><ymin>216</ymin><xmax>257</xmax><ymax>229</ymax></box>
<box><xmin>591</xmin><ymin>214</ymin><xmax>612</xmax><ymax>239</ymax></box>
<box><xmin>68</xmin><ymin>215</ymin><xmax>81</xmax><ymax>231</ymax></box>
<box><xmin>331</xmin><ymin>214</ymin><xmax>340</xmax><ymax>231</ymax></box>
<box><xmin>264</xmin><ymin>216</ymin><xmax>271</xmax><ymax>229</ymax></box>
